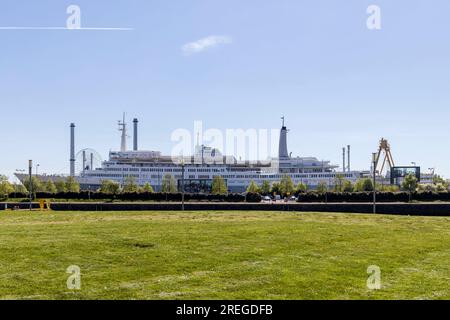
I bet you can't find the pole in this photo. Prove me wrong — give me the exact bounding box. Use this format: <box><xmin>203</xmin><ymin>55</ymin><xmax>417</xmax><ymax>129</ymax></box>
<box><xmin>28</xmin><ymin>160</ymin><xmax>33</xmax><ymax>211</ymax></box>
<box><xmin>181</xmin><ymin>161</ymin><xmax>185</xmax><ymax>211</ymax></box>
<box><xmin>70</xmin><ymin>123</ymin><xmax>75</xmax><ymax>177</ymax></box>
<box><xmin>372</xmin><ymin>153</ymin><xmax>377</xmax><ymax>214</ymax></box>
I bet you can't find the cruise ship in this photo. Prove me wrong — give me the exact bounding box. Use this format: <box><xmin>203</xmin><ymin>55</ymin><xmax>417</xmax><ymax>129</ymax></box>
<box><xmin>74</xmin><ymin>117</ymin><xmax>362</xmax><ymax>193</ymax></box>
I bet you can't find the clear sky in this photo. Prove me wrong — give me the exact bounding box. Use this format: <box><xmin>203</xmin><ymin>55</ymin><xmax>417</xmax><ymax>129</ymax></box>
<box><xmin>1</xmin><ymin>0</ymin><xmax>449</xmax><ymax>179</ymax></box>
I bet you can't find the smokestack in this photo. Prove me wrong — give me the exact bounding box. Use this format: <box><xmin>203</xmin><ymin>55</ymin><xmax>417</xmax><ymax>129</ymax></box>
<box><xmin>278</xmin><ymin>117</ymin><xmax>289</xmax><ymax>160</ymax></box>
<box><xmin>70</xmin><ymin>123</ymin><xmax>75</xmax><ymax>177</ymax></box>
<box><xmin>347</xmin><ymin>145</ymin><xmax>351</xmax><ymax>172</ymax></box>
<box><xmin>82</xmin><ymin>150</ymin><xmax>86</xmax><ymax>173</ymax></box>
<box><xmin>133</xmin><ymin>118</ymin><xmax>138</xmax><ymax>151</ymax></box>
<box><xmin>342</xmin><ymin>147</ymin><xmax>346</xmax><ymax>173</ymax></box>
<box><xmin>90</xmin><ymin>153</ymin><xmax>94</xmax><ymax>171</ymax></box>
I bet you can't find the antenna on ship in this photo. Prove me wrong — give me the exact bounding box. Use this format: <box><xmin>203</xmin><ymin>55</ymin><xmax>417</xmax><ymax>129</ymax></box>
<box><xmin>118</xmin><ymin>113</ymin><xmax>127</xmax><ymax>152</ymax></box>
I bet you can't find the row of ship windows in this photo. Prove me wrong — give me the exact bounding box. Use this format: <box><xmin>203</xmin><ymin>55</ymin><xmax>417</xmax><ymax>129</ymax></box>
<box><xmin>88</xmin><ymin>173</ymin><xmax>354</xmax><ymax>179</ymax></box>
<box><xmin>104</xmin><ymin>168</ymin><xmax>227</xmax><ymax>173</ymax></box>
<box><xmin>100</xmin><ymin>168</ymin><xmax>348</xmax><ymax>176</ymax></box>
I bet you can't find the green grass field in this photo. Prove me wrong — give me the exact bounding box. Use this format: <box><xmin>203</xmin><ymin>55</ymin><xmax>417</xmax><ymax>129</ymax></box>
<box><xmin>0</xmin><ymin>210</ymin><xmax>448</xmax><ymax>300</ymax></box>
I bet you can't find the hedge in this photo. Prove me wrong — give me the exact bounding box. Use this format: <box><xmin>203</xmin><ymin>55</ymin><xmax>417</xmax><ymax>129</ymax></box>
<box><xmin>297</xmin><ymin>191</ymin><xmax>450</xmax><ymax>203</ymax></box>
<box><xmin>7</xmin><ymin>191</ymin><xmax>450</xmax><ymax>203</ymax></box>
<box><xmin>9</xmin><ymin>191</ymin><xmax>258</xmax><ymax>203</ymax></box>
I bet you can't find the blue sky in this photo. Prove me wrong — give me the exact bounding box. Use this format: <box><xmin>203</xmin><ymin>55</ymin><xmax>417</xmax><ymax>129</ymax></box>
<box><xmin>1</xmin><ymin>0</ymin><xmax>449</xmax><ymax>179</ymax></box>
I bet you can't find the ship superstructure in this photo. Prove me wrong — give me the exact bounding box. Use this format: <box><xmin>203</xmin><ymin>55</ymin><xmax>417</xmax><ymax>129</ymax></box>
<box><xmin>76</xmin><ymin>117</ymin><xmax>362</xmax><ymax>192</ymax></box>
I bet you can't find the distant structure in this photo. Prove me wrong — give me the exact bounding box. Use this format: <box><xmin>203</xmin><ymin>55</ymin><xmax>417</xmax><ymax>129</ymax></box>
<box><xmin>374</xmin><ymin>138</ymin><xmax>395</xmax><ymax>175</ymax></box>
<box><xmin>74</xmin><ymin>115</ymin><xmax>359</xmax><ymax>192</ymax></box>
<box><xmin>133</xmin><ymin>118</ymin><xmax>139</xmax><ymax>151</ymax></box>
<box><xmin>342</xmin><ymin>147</ymin><xmax>346</xmax><ymax>173</ymax></box>
<box><xmin>347</xmin><ymin>145</ymin><xmax>351</xmax><ymax>172</ymax></box>
<box><xmin>278</xmin><ymin>116</ymin><xmax>289</xmax><ymax>159</ymax></box>
<box><xmin>118</xmin><ymin>113</ymin><xmax>127</xmax><ymax>152</ymax></box>
<box><xmin>76</xmin><ymin>148</ymin><xmax>103</xmax><ymax>174</ymax></box>
<box><xmin>70</xmin><ymin>123</ymin><xmax>75</xmax><ymax>177</ymax></box>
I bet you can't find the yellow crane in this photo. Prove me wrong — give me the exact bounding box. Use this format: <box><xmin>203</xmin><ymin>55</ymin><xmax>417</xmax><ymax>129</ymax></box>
<box><xmin>374</xmin><ymin>138</ymin><xmax>395</xmax><ymax>176</ymax></box>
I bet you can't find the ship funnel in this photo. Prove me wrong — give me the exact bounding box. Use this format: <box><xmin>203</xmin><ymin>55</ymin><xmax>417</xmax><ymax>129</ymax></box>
<box><xmin>70</xmin><ymin>123</ymin><xmax>75</xmax><ymax>177</ymax></box>
<box><xmin>133</xmin><ymin>118</ymin><xmax>138</xmax><ymax>151</ymax></box>
<box><xmin>278</xmin><ymin>117</ymin><xmax>289</xmax><ymax>159</ymax></box>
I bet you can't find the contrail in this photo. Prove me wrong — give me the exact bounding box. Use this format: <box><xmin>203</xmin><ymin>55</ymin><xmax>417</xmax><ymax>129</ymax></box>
<box><xmin>0</xmin><ymin>27</ymin><xmax>133</xmax><ymax>31</ymax></box>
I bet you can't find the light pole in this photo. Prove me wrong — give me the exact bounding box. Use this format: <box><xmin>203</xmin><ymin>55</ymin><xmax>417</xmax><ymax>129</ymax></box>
<box><xmin>372</xmin><ymin>153</ymin><xmax>377</xmax><ymax>214</ymax></box>
<box><xmin>28</xmin><ymin>160</ymin><xmax>33</xmax><ymax>211</ymax></box>
<box><xmin>181</xmin><ymin>159</ymin><xmax>185</xmax><ymax>211</ymax></box>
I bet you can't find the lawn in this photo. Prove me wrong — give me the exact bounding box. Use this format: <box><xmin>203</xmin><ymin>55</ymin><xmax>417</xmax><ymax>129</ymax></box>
<box><xmin>0</xmin><ymin>210</ymin><xmax>448</xmax><ymax>300</ymax></box>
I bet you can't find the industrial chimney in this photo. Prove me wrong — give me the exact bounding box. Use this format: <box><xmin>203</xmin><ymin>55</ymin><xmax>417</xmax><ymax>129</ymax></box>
<box><xmin>342</xmin><ymin>147</ymin><xmax>346</xmax><ymax>173</ymax></box>
<box><xmin>70</xmin><ymin>123</ymin><xmax>75</xmax><ymax>177</ymax></box>
<box><xmin>347</xmin><ymin>145</ymin><xmax>351</xmax><ymax>172</ymax></box>
<box><xmin>82</xmin><ymin>150</ymin><xmax>86</xmax><ymax>173</ymax></box>
<box><xmin>133</xmin><ymin>118</ymin><xmax>138</xmax><ymax>151</ymax></box>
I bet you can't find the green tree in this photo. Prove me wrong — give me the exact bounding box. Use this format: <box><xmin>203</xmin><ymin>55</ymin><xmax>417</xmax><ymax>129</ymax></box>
<box><xmin>271</xmin><ymin>182</ymin><xmax>281</xmax><ymax>195</ymax></box>
<box><xmin>100</xmin><ymin>180</ymin><xmax>121</xmax><ymax>194</ymax></box>
<box><xmin>316</xmin><ymin>182</ymin><xmax>328</xmax><ymax>194</ymax></box>
<box><xmin>0</xmin><ymin>176</ymin><xmax>14</xmax><ymax>198</ymax></box>
<box><xmin>14</xmin><ymin>183</ymin><xmax>28</xmax><ymax>194</ymax></box>
<box><xmin>122</xmin><ymin>176</ymin><xmax>139</xmax><ymax>193</ymax></box>
<box><xmin>22</xmin><ymin>176</ymin><xmax>45</xmax><ymax>193</ymax></box>
<box><xmin>354</xmin><ymin>178</ymin><xmax>374</xmax><ymax>192</ymax></box>
<box><xmin>402</xmin><ymin>173</ymin><xmax>418</xmax><ymax>202</ymax></box>
<box><xmin>44</xmin><ymin>180</ymin><xmax>57</xmax><ymax>193</ymax></box>
<box><xmin>379</xmin><ymin>184</ymin><xmax>399</xmax><ymax>192</ymax></box>
<box><xmin>433</xmin><ymin>175</ymin><xmax>448</xmax><ymax>189</ymax></box>
<box><xmin>161</xmin><ymin>174</ymin><xmax>177</xmax><ymax>193</ymax></box>
<box><xmin>54</xmin><ymin>180</ymin><xmax>67</xmax><ymax>193</ymax></box>
<box><xmin>296</xmin><ymin>182</ymin><xmax>307</xmax><ymax>194</ymax></box>
<box><xmin>362</xmin><ymin>179</ymin><xmax>374</xmax><ymax>192</ymax></box>
<box><xmin>140</xmin><ymin>182</ymin><xmax>154</xmax><ymax>193</ymax></box>
<box><xmin>279</xmin><ymin>175</ymin><xmax>295</xmax><ymax>196</ymax></box>
<box><xmin>435</xmin><ymin>183</ymin><xmax>448</xmax><ymax>192</ymax></box>
<box><xmin>211</xmin><ymin>176</ymin><xmax>227</xmax><ymax>195</ymax></box>
<box><xmin>343</xmin><ymin>180</ymin><xmax>354</xmax><ymax>192</ymax></box>
<box><xmin>246</xmin><ymin>181</ymin><xmax>260</xmax><ymax>194</ymax></box>
<box><xmin>260</xmin><ymin>180</ymin><xmax>271</xmax><ymax>195</ymax></box>
<box><xmin>333</xmin><ymin>174</ymin><xmax>346</xmax><ymax>192</ymax></box>
<box><xmin>65</xmin><ymin>176</ymin><xmax>80</xmax><ymax>193</ymax></box>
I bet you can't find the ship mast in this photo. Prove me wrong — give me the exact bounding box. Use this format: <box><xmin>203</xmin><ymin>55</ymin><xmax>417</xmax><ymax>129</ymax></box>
<box><xmin>118</xmin><ymin>113</ymin><xmax>127</xmax><ymax>152</ymax></box>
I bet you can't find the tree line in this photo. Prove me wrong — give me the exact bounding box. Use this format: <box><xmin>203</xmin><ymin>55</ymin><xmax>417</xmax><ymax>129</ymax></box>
<box><xmin>245</xmin><ymin>173</ymin><xmax>449</xmax><ymax>197</ymax></box>
<box><xmin>0</xmin><ymin>175</ymin><xmax>80</xmax><ymax>198</ymax></box>
<box><xmin>1</xmin><ymin>172</ymin><xmax>448</xmax><ymax>202</ymax></box>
